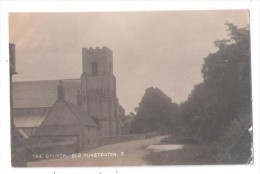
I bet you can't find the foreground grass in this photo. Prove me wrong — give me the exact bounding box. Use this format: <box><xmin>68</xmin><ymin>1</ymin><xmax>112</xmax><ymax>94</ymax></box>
<box><xmin>145</xmin><ymin>144</ymin><xmax>251</xmax><ymax>165</ymax></box>
<box><xmin>145</xmin><ymin>145</ymin><xmax>217</xmax><ymax>165</ymax></box>
<box><xmin>145</xmin><ymin>134</ymin><xmax>252</xmax><ymax>165</ymax></box>
<box><xmin>145</xmin><ymin>135</ymin><xmax>213</xmax><ymax>165</ymax></box>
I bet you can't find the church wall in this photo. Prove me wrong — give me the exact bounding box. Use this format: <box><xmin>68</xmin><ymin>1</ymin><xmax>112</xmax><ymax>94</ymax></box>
<box><xmin>83</xmin><ymin>126</ymin><xmax>98</xmax><ymax>150</ymax></box>
<box><xmin>99</xmin><ymin>120</ymin><xmax>110</xmax><ymax>137</ymax></box>
<box><xmin>110</xmin><ymin>120</ymin><xmax>116</xmax><ymax>136</ymax></box>
<box><xmin>114</xmin><ymin>98</ymin><xmax>120</xmax><ymax>135</ymax></box>
<box><xmin>63</xmin><ymin>80</ymin><xmax>81</xmax><ymax>105</ymax></box>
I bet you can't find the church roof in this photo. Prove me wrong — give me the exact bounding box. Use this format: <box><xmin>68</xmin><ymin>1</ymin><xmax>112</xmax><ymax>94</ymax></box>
<box><xmin>14</xmin><ymin>115</ymin><xmax>46</xmax><ymax>128</ymax></box>
<box><xmin>65</xmin><ymin>102</ymin><xmax>97</xmax><ymax>127</ymax></box>
<box><xmin>33</xmin><ymin>101</ymin><xmax>97</xmax><ymax>136</ymax></box>
<box><xmin>13</xmin><ymin>79</ymin><xmax>81</xmax><ymax>108</ymax></box>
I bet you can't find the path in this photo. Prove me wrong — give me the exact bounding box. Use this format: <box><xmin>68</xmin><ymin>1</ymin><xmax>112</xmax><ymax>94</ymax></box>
<box><xmin>28</xmin><ymin>136</ymin><xmax>167</xmax><ymax>167</ymax></box>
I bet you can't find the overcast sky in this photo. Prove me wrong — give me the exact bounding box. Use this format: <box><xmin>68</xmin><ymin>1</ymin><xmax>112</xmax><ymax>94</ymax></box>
<box><xmin>9</xmin><ymin>10</ymin><xmax>249</xmax><ymax>114</ymax></box>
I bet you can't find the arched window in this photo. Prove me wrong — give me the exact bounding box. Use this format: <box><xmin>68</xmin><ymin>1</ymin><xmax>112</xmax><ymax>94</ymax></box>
<box><xmin>92</xmin><ymin>61</ymin><xmax>98</xmax><ymax>76</ymax></box>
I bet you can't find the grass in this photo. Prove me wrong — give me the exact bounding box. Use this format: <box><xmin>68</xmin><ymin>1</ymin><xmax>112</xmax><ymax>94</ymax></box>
<box><xmin>145</xmin><ymin>136</ymin><xmax>228</xmax><ymax>165</ymax></box>
<box><xmin>145</xmin><ymin>145</ymin><xmax>218</xmax><ymax>165</ymax></box>
<box><xmin>144</xmin><ymin>135</ymin><xmax>252</xmax><ymax>165</ymax></box>
<box><xmin>160</xmin><ymin>135</ymin><xmax>200</xmax><ymax>145</ymax></box>
<box><xmin>145</xmin><ymin>142</ymin><xmax>252</xmax><ymax>165</ymax></box>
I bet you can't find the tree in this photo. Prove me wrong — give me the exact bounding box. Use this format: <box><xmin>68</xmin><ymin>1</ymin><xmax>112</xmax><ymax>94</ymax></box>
<box><xmin>178</xmin><ymin>23</ymin><xmax>252</xmax><ymax>163</ymax></box>
<box><xmin>130</xmin><ymin>87</ymin><xmax>178</xmax><ymax>134</ymax></box>
<box><xmin>177</xmin><ymin>83</ymin><xmax>213</xmax><ymax>138</ymax></box>
<box><xmin>200</xmin><ymin>23</ymin><xmax>251</xmax><ymax>142</ymax></box>
<box><xmin>121</xmin><ymin>112</ymin><xmax>135</xmax><ymax>135</ymax></box>
<box><xmin>118</xmin><ymin>104</ymin><xmax>126</xmax><ymax>119</ymax></box>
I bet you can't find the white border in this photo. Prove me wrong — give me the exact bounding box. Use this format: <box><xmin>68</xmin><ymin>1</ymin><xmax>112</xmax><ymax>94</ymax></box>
<box><xmin>0</xmin><ymin>1</ymin><xmax>259</xmax><ymax>174</ymax></box>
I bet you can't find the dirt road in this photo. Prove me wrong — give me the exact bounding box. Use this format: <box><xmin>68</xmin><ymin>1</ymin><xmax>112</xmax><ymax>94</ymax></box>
<box><xmin>27</xmin><ymin>136</ymin><xmax>166</xmax><ymax>167</ymax></box>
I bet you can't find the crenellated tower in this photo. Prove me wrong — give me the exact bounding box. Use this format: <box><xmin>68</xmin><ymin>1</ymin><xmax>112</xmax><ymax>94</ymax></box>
<box><xmin>80</xmin><ymin>46</ymin><xmax>120</xmax><ymax>137</ymax></box>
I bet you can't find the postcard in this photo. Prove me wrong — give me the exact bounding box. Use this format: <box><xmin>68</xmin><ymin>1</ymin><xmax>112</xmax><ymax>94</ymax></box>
<box><xmin>8</xmin><ymin>10</ymin><xmax>253</xmax><ymax>167</ymax></box>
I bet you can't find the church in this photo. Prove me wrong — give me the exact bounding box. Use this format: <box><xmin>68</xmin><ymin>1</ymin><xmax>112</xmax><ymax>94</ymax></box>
<box><xmin>12</xmin><ymin>46</ymin><xmax>121</xmax><ymax>151</ymax></box>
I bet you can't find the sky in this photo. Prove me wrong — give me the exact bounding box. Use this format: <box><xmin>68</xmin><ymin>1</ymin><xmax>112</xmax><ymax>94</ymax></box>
<box><xmin>9</xmin><ymin>10</ymin><xmax>249</xmax><ymax>114</ymax></box>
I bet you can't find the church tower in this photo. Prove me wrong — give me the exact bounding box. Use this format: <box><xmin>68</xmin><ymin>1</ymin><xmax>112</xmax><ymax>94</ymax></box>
<box><xmin>81</xmin><ymin>46</ymin><xmax>120</xmax><ymax>137</ymax></box>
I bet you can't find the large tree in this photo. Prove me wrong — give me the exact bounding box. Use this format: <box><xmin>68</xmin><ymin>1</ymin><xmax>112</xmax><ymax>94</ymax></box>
<box><xmin>200</xmin><ymin>23</ymin><xmax>251</xmax><ymax>142</ymax></box>
<box><xmin>178</xmin><ymin>23</ymin><xmax>252</xmax><ymax>163</ymax></box>
<box><xmin>130</xmin><ymin>87</ymin><xmax>178</xmax><ymax>134</ymax></box>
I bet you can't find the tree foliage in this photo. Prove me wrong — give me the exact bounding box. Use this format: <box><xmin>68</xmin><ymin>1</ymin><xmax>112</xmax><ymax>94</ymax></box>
<box><xmin>120</xmin><ymin>112</ymin><xmax>135</xmax><ymax>135</ymax></box>
<box><xmin>178</xmin><ymin>23</ymin><xmax>252</xmax><ymax>163</ymax></box>
<box><xmin>130</xmin><ymin>87</ymin><xmax>178</xmax><ymax>134</ymax></box>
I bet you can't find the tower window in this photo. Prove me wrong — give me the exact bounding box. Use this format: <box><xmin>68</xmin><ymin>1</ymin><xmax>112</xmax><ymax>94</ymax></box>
<box><xmin>92</xmin><ymin>61</ymin><xmax>98</xmax><ymax>76</ymax></box>
<box><xmin>109</xmin><ymin>62</ymin><xmax>112</xmax><ymax>74</ymax></box>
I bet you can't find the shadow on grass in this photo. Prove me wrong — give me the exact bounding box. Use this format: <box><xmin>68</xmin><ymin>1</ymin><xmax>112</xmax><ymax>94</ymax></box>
<box><xmin>144</xmin><ymin>145</ymin><xmax>214</xmax><ymax>165</ymax></box>
<box><xmin>145</xmin><ymin>135</ymin><xmax>253</xmax><ymax>165</ymax></box>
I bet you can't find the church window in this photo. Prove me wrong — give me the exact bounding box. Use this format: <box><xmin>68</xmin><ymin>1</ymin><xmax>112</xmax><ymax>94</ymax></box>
<box><xmin>92</xmin><ymin>61</ymin><xmax>98</xmax><ymax>76</ymax></box>
<box><xmin>109</xmin><ymin>62</ymin><xmax>112</xmax><ymax>74</ymax></box>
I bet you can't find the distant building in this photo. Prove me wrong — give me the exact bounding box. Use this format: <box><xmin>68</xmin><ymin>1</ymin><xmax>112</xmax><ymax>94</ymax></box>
<box><xmin>12</xmin><ymin>47</ymin><xmax>121</xmax><ymax>151</ymax></box>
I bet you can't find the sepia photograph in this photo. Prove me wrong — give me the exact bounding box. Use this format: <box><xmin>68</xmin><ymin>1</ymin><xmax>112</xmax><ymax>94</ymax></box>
<box><xmin>8</xmin><ymin>10</ymin><xmax>253</xmax><ymax>167</ymax></box>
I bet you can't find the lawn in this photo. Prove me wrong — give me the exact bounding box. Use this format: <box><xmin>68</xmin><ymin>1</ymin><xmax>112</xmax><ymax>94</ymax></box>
<box><xmin>144</xmin><ymin>135</ymin><xmax>250</xmax><ymax>165</ymax></box>
<box><xmin>145</xmin><ymin>145</ymin><xmax>219</xmax><ymax>165</ymax></box>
